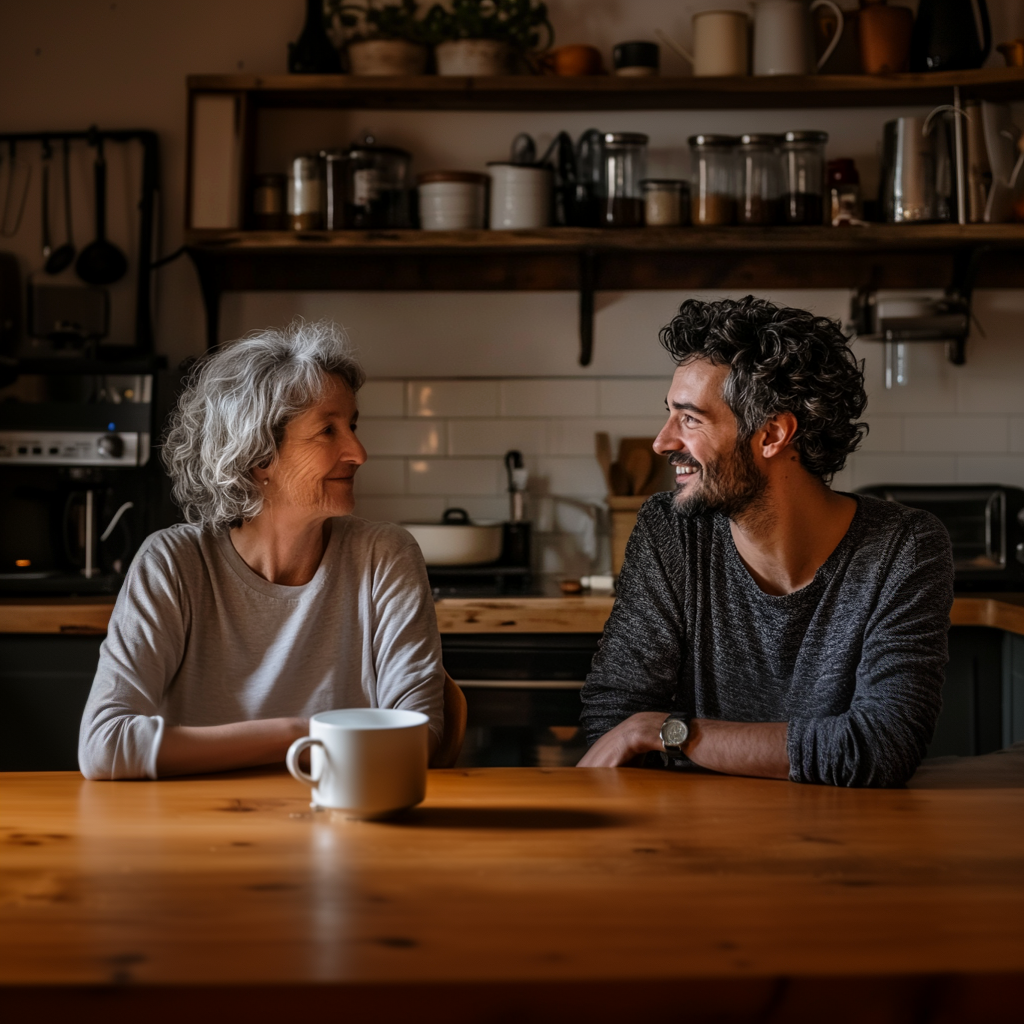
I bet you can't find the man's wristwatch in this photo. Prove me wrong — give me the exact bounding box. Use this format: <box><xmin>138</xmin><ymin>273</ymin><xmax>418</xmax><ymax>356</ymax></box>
<box><xmin>660</xmin><ymin>713</ymin><xmax>692</xmax><ymax>754</ymax></box>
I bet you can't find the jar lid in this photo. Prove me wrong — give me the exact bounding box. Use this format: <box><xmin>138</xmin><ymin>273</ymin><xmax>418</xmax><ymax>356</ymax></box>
<box><xmin>782</xmin><ymin>131</ymin><xmax>829</xmax><ymax>143</ymax></box>
<box><xmin>640</xmin><ymin>178</ymin><xmax>688</xmax><ymax>191</ymax></box>
<box><xmin>737</xmin><ymin>134</ymin><xmax>782</xmax><ymax>147</ymax></box>
<box><xmin>688</xmin><ymin>134</ymin><xmax>739</xmax><ymax>148</ymax></box>
<box><xmin>486</xmin><ymin>161</ymin><xmax>551</xmax><ymax>171</ymax></box>
<box><xmin>417</xmin><ymin>170</ymin><xmax>489</xmax><ymax>185</ymax></box>
<box><xmin>603</xmin><ymin>132</ymin><xmax>649</xmax><ymax>146</ymax></box>
<box><xmin>348</xmin><ymin>143</ymin><xmax>411</xmax><ymax>159</ymax></box>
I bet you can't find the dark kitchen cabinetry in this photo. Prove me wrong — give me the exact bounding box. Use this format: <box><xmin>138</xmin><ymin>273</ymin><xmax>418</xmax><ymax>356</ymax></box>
<box><xmin>0</xmin><ymin>634</ymin><xmax>101</xmax><ymax>771</ymax></box>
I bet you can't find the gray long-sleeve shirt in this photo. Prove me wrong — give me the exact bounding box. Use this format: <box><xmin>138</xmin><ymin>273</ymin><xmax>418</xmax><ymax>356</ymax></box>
<box><xmin>78</xmin><ymin>517</ymin><xmax>444</xmax><ymax>780</ymax></box>
<box><xmin>581</xmin><ymin>493</ymin><xmax>954</xmax><ymax>787</ymax></box>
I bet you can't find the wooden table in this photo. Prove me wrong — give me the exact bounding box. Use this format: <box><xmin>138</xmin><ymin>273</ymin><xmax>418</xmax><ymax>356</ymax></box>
<box><xmin>3</xmin><ymin>754</ymin><xmax>1023</xmax><ymax>1022</ymax></box>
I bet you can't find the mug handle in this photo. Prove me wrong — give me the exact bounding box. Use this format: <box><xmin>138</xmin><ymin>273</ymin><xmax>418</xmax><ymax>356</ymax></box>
<box><xmin>810</xmin><ymin>0</ymin><xmax>844</xmax><ymax>72</ymax></box>
<box><xmin>286</xmin><ymin>736</ymin><xmax>323</xmax><ymax>786</ymax></box>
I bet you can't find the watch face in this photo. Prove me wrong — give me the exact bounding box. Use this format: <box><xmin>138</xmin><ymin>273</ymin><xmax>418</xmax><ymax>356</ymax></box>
<box><xmin>662</xmin><ymin>717</ymin><xmax>689</xmax><ymax>748</ymax></box>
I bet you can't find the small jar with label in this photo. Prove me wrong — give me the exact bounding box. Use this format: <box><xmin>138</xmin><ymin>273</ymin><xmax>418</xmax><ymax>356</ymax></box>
<box><xmin>689</xmin><ymin>135</ymin><xmax>737</xmax><ymax>226</ymax></box>
<box><xmin>602</xmin><ymin>133</ymin><xmax>648</xmax><ymax>227</ymax></box>
<box><xmin>641</xmin><ymin>179</ymin><xmax>689</xmax><ymax>226</ymax></box>
<box><xmin>417</xmin><ymin>171</ymin><xmax>488</xmax><ymax>230</ymax></box>
<box><xmin>736</xmin><ymin>134</ymin><xmax>781</xmax><ymax>226</ymax></box>
<box><xmin>827</xmin><ymin>158</ymin><xmax>863</xmax><ymax>225</ymax></box>
<box><xmin>252</xmin><ymin>173</ymin><xmax>287</xmax><ymax>230</ymax></box>
<box><xmin>287</xmin><ymin>154</ymin><xmax>323</xmax><ymax>231</ymax></box>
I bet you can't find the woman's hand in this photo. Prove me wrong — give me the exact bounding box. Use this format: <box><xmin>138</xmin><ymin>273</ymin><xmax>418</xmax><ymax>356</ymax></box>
<box><xmin>156</xmin><ymin>717</ymin><xmax>309</xmax><ymax>778</ymax></box>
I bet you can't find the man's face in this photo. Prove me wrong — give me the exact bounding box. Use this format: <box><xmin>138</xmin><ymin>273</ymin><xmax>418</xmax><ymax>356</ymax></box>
<box><xmin>653</xmin><ymin>359</ymin><xmax>767</xmax><ymax>519</ymax></box>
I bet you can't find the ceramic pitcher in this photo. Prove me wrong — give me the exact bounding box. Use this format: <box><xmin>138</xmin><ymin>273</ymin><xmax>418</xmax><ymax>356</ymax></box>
<box><xmin>753</xmin><ymin>0</ymin><xmax>844</xmax><ymax>75</ymax></box>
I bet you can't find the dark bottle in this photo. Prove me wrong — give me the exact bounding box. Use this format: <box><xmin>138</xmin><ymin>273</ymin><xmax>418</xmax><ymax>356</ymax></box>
<box><xmin>909</xmin><ymin>0</ymin><xmax>991</xmax><ymax>72</ymax></box>
<box><xmin>288</xmin><ymin>0</ymin><xmax>341</xmax><ymax>74</ymax></box>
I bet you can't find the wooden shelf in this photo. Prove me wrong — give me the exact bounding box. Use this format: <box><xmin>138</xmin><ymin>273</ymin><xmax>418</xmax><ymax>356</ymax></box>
<box><xmin>187</xmin><ymin>68</ymin><xmax>1024</xmax><ymax>111</ymax></box>
<box><xmin>186</xmin><ymin>224</ymin><xmax>1024</xmax><ymax>291</ymax></box>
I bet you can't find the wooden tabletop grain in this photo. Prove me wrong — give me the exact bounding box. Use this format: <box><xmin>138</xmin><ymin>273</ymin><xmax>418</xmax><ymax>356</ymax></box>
<box><xmin>2</xmin><ymin>755</ymin><xmax>1023</xmax><ymax>1021</ymax></box>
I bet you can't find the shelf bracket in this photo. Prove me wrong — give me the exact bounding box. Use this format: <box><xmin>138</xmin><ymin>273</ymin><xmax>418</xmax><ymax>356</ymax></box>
<box><xmin>579</xmin><ymin>248</ymin><xmax>596</xmax><ymax>367</ymax></box>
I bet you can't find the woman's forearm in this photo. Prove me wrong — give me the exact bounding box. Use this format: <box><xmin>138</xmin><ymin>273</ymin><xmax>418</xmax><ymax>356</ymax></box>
<box><xmin>155</xmin><ymin>718</ymin><xmax>308</xmax><ymax>778</ymax></box>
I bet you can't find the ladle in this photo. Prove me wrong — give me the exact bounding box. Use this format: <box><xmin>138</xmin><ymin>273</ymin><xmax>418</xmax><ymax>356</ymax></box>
<box><xmin>45</xmin><ymin>138</ymin><xmax>76</xmax><ymax>275</ymax></box>
<box><xmin>75</xmin><ymin>137</ymin><xmax>127</xmax><ymax>285</ymax></box>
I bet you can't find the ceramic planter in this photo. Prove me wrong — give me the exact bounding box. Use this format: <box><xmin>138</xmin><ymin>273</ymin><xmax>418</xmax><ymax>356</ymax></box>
<box><xmin>347</xmin><ymin>38</ymin><xmax>429</xmax><ymax>76</ymax></box>
<box><xmin>435</xmin><ymin>39</ymin><xmax>512</xmax><ymax>76</ymax></box>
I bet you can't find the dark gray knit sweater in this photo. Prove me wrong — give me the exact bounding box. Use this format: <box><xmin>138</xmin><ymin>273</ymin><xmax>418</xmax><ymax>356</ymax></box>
<box><xmin>580</xmin><ymin>493</ymin><xmax>954</xmax><ymax>787</ymax></box>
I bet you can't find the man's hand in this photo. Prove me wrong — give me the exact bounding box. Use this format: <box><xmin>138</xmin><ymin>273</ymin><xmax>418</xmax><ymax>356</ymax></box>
<box><xmin>577</xmin><ymin>714</ymin><xmax>791</xmax><ymax>780</ymax></box>
<box><xmin>576</xmin><ymin>712</ymin><xmax>669</xmax><ymax>767</ymax></box>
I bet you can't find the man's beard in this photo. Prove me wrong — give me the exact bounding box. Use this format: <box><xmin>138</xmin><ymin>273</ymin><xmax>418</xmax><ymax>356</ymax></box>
<box><xmin>669</xmin><ymin>438</ymin><xmax>767</xmax><ymax>520</ymax></box>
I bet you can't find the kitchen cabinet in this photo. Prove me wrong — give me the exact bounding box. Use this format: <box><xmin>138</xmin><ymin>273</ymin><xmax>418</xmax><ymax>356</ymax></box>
<box><xmin>184</xmin><ymin>69</ymin><xmax>1024</xmax><ymax>361</ymax></box>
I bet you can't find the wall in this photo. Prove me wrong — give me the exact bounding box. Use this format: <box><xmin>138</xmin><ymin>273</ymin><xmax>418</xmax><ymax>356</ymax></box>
<box><xmin>3</xmin><ymin>1</ymin><xmax>1024</xmax><ymax>576</ymax></box>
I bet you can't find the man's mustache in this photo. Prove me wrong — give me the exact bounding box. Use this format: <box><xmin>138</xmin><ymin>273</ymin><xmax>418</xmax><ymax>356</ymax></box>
<box><xmin>667</xmin><ymin>452</ymin><xmax>701</xmax><ymax>469</ymax></box>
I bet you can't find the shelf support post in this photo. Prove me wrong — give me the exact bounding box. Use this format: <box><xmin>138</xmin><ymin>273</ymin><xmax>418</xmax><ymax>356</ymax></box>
<box><xmin>579</xmin><ymin>248</ymin><xmax>596</xmax><ymax>367</ymax></box>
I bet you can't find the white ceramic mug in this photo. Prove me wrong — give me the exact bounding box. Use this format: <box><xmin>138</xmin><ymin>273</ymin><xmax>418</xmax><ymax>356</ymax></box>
<box><xmin>487</xmin><ymin>163</ymin><xmax>552</xmax><ymax>229</ymax></box>
<box><xmin>286</xmin><ymin>708</ymin><xmax>429</xmax><ymax>818</ymax></box>
<box><xmin>660</xmin><ymin>11</ymin><xmax>750</xmax><ymax>77</ymax></box>
<box><xmin>753</xmin><ymin>0</ymin><xmax>843</xmax><ymax>76</ymax></box>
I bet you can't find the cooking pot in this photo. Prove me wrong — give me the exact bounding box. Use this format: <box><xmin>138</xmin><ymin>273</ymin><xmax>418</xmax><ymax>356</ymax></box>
<box><xmin>402</xmin><ymin>508</ymin><xmax>503</xmax><ymax>567</ymax></box>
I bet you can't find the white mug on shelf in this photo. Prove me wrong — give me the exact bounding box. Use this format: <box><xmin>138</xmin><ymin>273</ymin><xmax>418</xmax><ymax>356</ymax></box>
<box><xmin>658</xmin><ymin>11</ymin><xmax>750</xmax><ymax>77</ymax></box>
<box><xmin>286</xmin><ymin>708</ymin><xmax>429</xmax><ymax>819</ymax></box>
<box><xmin>753</xmin><ymin>0</ymin><xmax>844</xmax><ymax>76</ymax></box>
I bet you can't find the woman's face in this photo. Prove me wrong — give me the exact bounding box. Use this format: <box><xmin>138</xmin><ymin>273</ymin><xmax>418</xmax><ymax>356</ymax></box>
<box><xmin>261</xmin><ymin>374</ymin><xmax>366</xmax><ymax>521</ymax></box>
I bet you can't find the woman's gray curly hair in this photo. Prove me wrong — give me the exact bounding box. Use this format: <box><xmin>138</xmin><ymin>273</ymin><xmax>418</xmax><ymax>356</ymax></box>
<box><xmin>162</xmin><ymin>319</ymin><xmax>365</xmax><ymax>529</ymax></box>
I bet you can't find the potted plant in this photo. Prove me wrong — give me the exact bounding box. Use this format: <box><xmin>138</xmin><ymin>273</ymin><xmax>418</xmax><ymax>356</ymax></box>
<box><xmin>429</xmin><ymin>0</ymin><xmax>554</xmax><ymax>76</ymax></box>
<box><xmin>328</xmin><ymin>0</ymin><xmax>434</xmax><ymax>75</ymax></box>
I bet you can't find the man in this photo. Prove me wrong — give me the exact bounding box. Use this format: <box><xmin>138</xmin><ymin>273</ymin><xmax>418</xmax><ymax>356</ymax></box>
<box><xmin>579</xmin><ymin>297</ymin><xmax>954</xmax><ymax>787</ymax></box>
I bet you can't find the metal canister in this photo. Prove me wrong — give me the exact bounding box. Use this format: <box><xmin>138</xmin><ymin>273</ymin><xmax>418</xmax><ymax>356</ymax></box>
<box><xmin>252</xmin><ymin>173</ymin><xmax>287</xmax><ymax>230</ymax></box>
<box><xmin>287</xmin><ymin>154</ymin><xmax>323</xmax><ymax>231</ymax></box>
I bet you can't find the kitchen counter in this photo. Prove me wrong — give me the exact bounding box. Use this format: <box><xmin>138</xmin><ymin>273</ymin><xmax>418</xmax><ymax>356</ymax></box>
<box><xmin>4</xmin><ymin>592</ymin><xmax>1024</xmax><ymax>636</ymax></box>
<box><xmin>2</xmin><ymin>754</ymin><xmax>1022</xmax><ymax>1020</ymax></box>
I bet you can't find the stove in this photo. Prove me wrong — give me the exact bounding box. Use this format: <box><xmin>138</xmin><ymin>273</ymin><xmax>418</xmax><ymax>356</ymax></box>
<box><xmin>427</xmin><ymin>564</ymin><xmax>533</xmax><ymax>598</ymax></box>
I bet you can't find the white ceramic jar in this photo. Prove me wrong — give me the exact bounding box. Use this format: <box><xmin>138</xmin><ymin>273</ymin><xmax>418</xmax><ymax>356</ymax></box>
<box><xmin>417</xmin><ymin>171</ymin><xmax>488</xmax><ymax>230</ymax></box>
<box><xmin>487</xmin><ymin>163</ymin><xmax>552</xmax><ymax>230</ymax></box>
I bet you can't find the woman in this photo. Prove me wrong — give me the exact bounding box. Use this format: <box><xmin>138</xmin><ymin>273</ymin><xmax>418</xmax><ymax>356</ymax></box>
<box><xmin>78</xmin><ymin>320</ymin><xmax>444</xmax><ymax>779</ymax></box>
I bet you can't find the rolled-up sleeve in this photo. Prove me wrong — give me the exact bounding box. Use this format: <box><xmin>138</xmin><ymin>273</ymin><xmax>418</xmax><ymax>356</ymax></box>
<box><xmin>78</xmin><ymin>538</ymin><xmax>187</xmax><ymax>780</ymax></box>
<box><xmin>787</xmin><ymin>519</ymin><xmax>954</xmax><ymax>788</ymax></box>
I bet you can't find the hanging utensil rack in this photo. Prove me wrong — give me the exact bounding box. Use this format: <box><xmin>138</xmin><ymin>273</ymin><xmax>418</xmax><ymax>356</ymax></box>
<box><xmin>0</xmin><ymin>127</ymin><xmax>159</xmax><ymax>355</ymax></box>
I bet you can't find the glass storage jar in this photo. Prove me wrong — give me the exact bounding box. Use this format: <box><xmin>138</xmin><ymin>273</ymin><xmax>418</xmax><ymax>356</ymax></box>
<box><xmin>736</xmin><ymin>134</ymin><xmax>781</xmax><ymax>226</ymax></box>
<box><xmin>780</xmin><ymin>130</ymin><xmax>829</xmax><ymax>225</ymax></box>
<box><xmin>602</xmin><ymin>132</ymin><xmax>648</xmax><ymax>227</ymax></box>
<box><xmin>689</xmin><ymin>135</ymin><xmax>737</xmax><ymax>226</ymax></box>
<box><xmin>287</xmin><ymin>154</ymin><xmax>323</xmax><ymax>231</ymax></box>
<box><xmin>339</xmin><ymin>135</ymin><xmax>412</xmax><ymax>229</ymax></box>
<box><xmin>641</xmin><ymin>179</ymin><xmax>689</xmax><ymax>226</ymax></box>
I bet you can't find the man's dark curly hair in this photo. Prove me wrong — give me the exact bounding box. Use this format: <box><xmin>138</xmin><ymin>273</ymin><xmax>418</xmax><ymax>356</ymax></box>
<box><xmin>659</xmin><ymin>296</ymin><xmax>868</xmax><ymax>482</ymax></box>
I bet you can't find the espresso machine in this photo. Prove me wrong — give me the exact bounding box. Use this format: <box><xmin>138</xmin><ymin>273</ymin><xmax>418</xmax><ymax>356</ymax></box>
<box><xmin>0</xmin><ymin>367</ymin><xmax>160</xmax><ymax>594</ymax></box>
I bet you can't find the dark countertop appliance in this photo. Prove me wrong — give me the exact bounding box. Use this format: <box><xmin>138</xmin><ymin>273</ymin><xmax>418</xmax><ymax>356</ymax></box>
<box><xmin>858</xmin><ymin>484</ymin><xmax>1024</xmax><ymax>591</ymax></box>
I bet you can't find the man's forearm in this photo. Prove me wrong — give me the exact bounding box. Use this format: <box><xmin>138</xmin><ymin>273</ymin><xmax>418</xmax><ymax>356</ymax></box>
<box><xmin>577</xmin><ymin>712</ymin><xmax>790</xmax><ymax>779</ymax></box>
<box><xmin>684</xmin><ymin>718</ymin><xmax>790</xmax><ymax>780</ymax></box>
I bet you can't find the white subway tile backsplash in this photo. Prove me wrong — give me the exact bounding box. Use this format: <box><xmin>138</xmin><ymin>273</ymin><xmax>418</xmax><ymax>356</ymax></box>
<box><xmin>499</xmin><ymin>379</ymin><xmax>597</xmax><ymax>417</ymax></box>
<box><xmin>407</xmin><ymin>458</ymin><xmax>502</xmax><ymax>495</ymax></box>
<box><xmin>354</xmin><ymin>496</ymin><xmax>445</xmax><ymax>524</ymax></box>
<box><xmin>358</xmin><ymin>419</ymin><xmax>445</xmax><ymax>456</ymax></box>
<box><xmin>853</xmin><ymin>454</ymin><xmax>957</xmax><ymax>489</ymax></box>
<box><xmin>447</xmin><ymin>418</ymin><xmax>548</xmax><ymax>456</ymax></box>
<box><xmin>957</xmin><ymin>378</ymin><xmax>1024</xmax><ymax>415</ymax></box>
<box><xmin>858</xmin><ymin>416</ymin><xmax>903</xmax><ymax>453</ymax></box>
<box><xmin>547</xmin><ymin>417</ymin><xmax>666</xmax><ymax>456</ymax></box>
<box><xmin>407</xmin><ymin>380</ymin><xmax>499</xmax><ymax>418</ymax></box>
<box><xmin>598</xmin><ymin>378</ymin><xmax>670</xmax><ymax>417</ymax></box>
<box><xmin>955</xmin><ymin>456</ymin><xmax>1024</xmax><ymax>487</ymax></box>
<box><xmin>353</xmin><ymin>459</ymin><xmax>406</xmax><ymax>495</ymax></box>
<box><xmin>1011</xmin><ymin>418</ymin><xmax>1024</xmax><ymax>453</ymax></box>
<box><xmin>358</xmin><ymin>380</ymin><xmax>405</xmax><ymax>417</ymax></box>
<box><xmin>903</xmin><ymin>416</ymin><xmax>1008</xmax><ymax>454</ymax></box>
